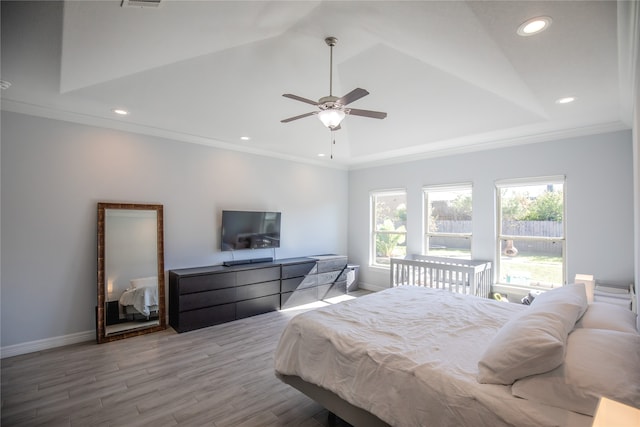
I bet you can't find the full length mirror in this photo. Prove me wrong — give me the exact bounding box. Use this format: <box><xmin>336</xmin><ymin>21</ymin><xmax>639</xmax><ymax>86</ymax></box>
<box><xmin>97</xmin><ymin>202</ymin><xmax>166</xmax><ymax>343</ymax></box>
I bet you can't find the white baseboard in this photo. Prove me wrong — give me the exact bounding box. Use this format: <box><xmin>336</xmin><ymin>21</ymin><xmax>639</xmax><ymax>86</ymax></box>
<box><xmin>357</xmin><ymin>282</ymin><xmax>389</xmax><ymax>292</ymax></box>
<box><xmin>1</xmin><ymin>330</ymin><xmax>95</xmax><ymax>359</ymax></box>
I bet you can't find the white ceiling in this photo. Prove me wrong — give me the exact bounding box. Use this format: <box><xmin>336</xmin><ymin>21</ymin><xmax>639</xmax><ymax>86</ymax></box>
<box><xmin>1</xmin><ymin>1</ymin><xmax>638</xmax><ymax>169</ymax></box>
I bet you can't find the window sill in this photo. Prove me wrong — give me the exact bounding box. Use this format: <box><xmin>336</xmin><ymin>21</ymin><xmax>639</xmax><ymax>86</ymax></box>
<box><xmin>495</xmin><ymin>283</ymin><xmax>554</xmax><ymax>292</ymax></box>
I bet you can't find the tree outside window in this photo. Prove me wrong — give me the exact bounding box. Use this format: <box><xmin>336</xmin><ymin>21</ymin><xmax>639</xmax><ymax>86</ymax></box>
<box><xmin>371</xmin><ymin>190</ymin><xmax>407</xmax><ymax>267</ymax></box>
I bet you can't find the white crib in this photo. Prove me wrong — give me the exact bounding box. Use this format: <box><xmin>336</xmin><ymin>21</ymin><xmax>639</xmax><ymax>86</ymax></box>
<box><xmin>390</xmin><ymin>255</ymin><xmax>492</xmax><ymax>298</ymax></box>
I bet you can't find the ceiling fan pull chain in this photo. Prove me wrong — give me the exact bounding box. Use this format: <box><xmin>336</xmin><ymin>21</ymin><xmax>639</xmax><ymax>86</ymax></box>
<box><xmin>330</xmin><ymin>131</ymin><xmax>335</xmax><ymax>159</ymax></box>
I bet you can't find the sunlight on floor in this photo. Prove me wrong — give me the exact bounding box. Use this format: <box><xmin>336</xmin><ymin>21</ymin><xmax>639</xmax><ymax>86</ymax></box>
<box><xmin>280</xmin><ymin>294</ymin><xmax>357</xmax><ymax>313</ymax></box>
<box><xmin>324</xmin><ymin>294</ymin><xmax>357</xmax><ymax>304</ymax></box>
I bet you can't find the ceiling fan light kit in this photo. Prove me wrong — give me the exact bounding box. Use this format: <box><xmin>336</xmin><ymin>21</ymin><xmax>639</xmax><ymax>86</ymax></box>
<box><xmin>281</xmin><ymin>36</ymin><xmax>387</xmax><ymax>131</ymax></box>
<box><xmin>318</xmin><ymin>108</ymin><xmax>345</xmax><ymax>129</ymax></box>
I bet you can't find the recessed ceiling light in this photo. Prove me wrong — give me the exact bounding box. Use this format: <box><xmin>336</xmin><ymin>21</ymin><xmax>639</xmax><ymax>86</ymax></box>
<box><xmin>240</xmin><ymin>136</ymin><xmax>251</xmax><ymax>141</ymax></box>
<box><xmin>555</xmin><ymin>96</ymin><xmax>576</xmax><ymax>104</ymax></box>
<box><xmin>112</xmin><ymin>108</ymin><xmax>129</xmax><ymax>115</ymax></box>
<box><xmin>517</xmin><ymin>16</ymin><xmax>552</xmax><ymax>36</ymax></box>
<box><xmin>317</xmin><ymin>153</ymin><xmax>326</xmax><ymax>157</ymax></box>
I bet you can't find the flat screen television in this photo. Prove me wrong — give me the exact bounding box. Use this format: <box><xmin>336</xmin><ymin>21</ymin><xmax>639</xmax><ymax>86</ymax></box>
<box><xmin>221</xmin><ymin>210</ymin><xmax>281</xmax><ymax>251</ymax></box>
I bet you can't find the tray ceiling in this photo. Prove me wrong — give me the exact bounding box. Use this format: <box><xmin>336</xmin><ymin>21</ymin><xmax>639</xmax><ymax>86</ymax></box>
<box><xmin>1</xmin><ymin>1</ymin><xmax>637</xmax><ymax>168</ymax></box>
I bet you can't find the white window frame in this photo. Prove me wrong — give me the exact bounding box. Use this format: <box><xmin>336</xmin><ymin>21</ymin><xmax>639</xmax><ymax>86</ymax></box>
<box><xmin>495</xmin><ymin>175</ymin><xmax>567</xmax><ymax>289</ymax></box>
<box><xmin>422</xmin><ymin>183</ymin><xmax>473</xmax><ymax>259</ymax></box>
<box><xmin>370</xmin><ymin>189</ymin><xmax>407</xmax><ymax>268</ymax></box>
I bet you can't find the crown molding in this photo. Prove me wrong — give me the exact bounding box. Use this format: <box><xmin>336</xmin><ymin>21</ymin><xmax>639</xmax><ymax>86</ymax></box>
<box><xmin>0</xmin><ymin>99</ymin><xmax>349</xmax><ymax>171</ymax></box>
<box><xmin>347</xmin><ymin>121</ymin><xmax>630</xmax><ymax>170</ymax></box>
<box><xmin>2</xmin><ymin>99</ymin><xmax>630</xmax><ymax>172</ymax></box>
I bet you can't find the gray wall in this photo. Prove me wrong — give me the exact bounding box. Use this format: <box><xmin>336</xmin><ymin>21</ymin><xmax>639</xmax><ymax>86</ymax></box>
<box><xmin>348</xmin><ymin>130</ymin><xmax>635</xmax><ymax>293</ymax></box>
<box><xmin>1</xmin><ymin>111</ymin><xmax>348</xmax><ymax>348</ymax></box>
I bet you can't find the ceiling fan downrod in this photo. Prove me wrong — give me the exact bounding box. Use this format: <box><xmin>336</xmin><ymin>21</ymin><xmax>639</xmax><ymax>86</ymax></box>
<box><xmin>325</xmin><ymin>37</ymin><xmax>337</xmax><ymax>97</ymax></box>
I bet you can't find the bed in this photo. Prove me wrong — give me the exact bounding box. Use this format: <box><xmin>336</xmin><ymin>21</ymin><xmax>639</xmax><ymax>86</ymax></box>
<box><xmin>118</xmin><ymin>276</ymin><xmax>159</xmax><ymax>318</ymax></box>
<box><xmin>274</xmin><ymin>284</ymin><xmax>640</xmax><ymax>427</ymax></box>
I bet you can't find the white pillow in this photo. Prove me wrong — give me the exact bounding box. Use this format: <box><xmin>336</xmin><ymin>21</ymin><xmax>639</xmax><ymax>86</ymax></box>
<box><xmin>512</xmin><ymin>328</ymin><xmax>640</xmax><ymax>416</ymax></box>
<box><xmin>530</xmin><ymin>283</ymin><xmax>588</xmax><ymax>313</ymax></box>
<box><xmin>130</xmin><ymin>276</ymin><xmax>158</xmax><ymax>289</ymax></box>
<box><xmin>477</xmin><ymin>284</ymin><xmax>588</xmax><ymax>385</ymax></box>
<box><xmin>575</xmin><ymin>302</ymin><xmax>638</xmax><ymax>334</ymax></box>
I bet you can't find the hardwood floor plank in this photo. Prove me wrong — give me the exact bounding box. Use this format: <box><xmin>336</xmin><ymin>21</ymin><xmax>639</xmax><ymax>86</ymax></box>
<box><xmin>171</xmin><ymin>399</ymin><xmax>235</xmax><ymax>425</ymax></box>
<box><xmin>1</xmin><ymin>388</ymin><xmax>70</xmax><ymax>419</ymax></box>
<box><xmin>230</xmin><ymin>410</ymin><xmax>280</xmax><ymax>427</ymax></box>
<box><xmin>36</xmin><ymin>372</ymin><xmax>99</xmax><ymax>396</ymax></box>
<box><xmin>0</xmin><ymin>407</ymin><xmax>38</xmax><ymax>426</ymax></box>
<box><xmin>67</xmin><ymin>379</ymin><xmax>129</xmax><ymax>401</ymax></box>
<box><xmin>69</xmin><ymin>403</ymin><xmax>139</xmax><ymax>427</ymax></box>
<box><xmin>35</xmin><ymin>396</ymin><xmax>102</xmax><ymax>421</ymax></box>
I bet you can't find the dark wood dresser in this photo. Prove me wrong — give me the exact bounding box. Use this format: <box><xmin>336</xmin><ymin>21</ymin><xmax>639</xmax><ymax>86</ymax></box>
<box><xmin>169</xmin><ymin>255</ymin><xmax>347</xmax><ymax>332</ymax></box>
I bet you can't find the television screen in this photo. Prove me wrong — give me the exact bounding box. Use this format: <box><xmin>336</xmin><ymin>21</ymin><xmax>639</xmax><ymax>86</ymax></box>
<box><xmin>221</xmin><ymin>210</ymin><xmax>281</xmax><ymax>251</ymax></box>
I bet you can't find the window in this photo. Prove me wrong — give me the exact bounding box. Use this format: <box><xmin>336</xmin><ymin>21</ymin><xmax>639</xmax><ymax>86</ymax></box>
<box><xmin>496</xmin><ymin>176</ymin><xmax>566</xmax><ymax>289</ymax></box>
<box><xmin>371</xmin><ymin>190</ymin><xmax>407</xmax><ymax>267</ymax></box>
<box><xmin>423</xmin><ymin>184</ymin><xmax>472</xmax><ymax>259</ymax></box>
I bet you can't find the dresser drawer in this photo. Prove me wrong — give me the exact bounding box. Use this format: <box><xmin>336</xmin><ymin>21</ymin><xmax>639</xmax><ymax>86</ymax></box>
<box><xmin>317</xmin><ymin>270</ymin><xmax>342</xmax><ymax>285</ymax></box>
<box><xmin>179</xmin><ymin>272</ymin><xmax>235</xmax><ymax>294</ymax></box>
<box><xmin>321</xmin><ymin>281</ymin><xmax>347</xmax><ymax>300</ymax></box>
<box><xmin>177</xmin><ymin>303</ymin><xmax>236</xmax><ymax>332</ymax></box>
<box><xmin>295</xmin><ymin>274</ymin><xmax>318</xmax><ymax>290</ymax></box>
<box><xmin>317</xmin><ymin>257</ymin><xmax>347</xmax><ymax>273</ymax></box>
<box><xmin>282</xmin><ymin>277</ymin><xmax>305</xmax><ymax>293</ymax></box>
<box><xmin>236</xmin><ymin>294</ymin><xmax>280</xmax><ymax>319</ymax></box>
<box><xmin>237</xmin><ymin>266</ymin><xmax>280</xmax><ymax>285</ymax></box>
<box><xmin>236</xmin><ymin>280</ymin><xmax>280</xmax><ymax>301</ymax></box>
<box><xmin>179</xmin><ymin>288</ymin><xmax>236</xmax><ymax>311</ymax></box>
<box><xmin>281</xmin><ymin>262</ymin><xmax>316</xmax><ymax>279</ymax></box>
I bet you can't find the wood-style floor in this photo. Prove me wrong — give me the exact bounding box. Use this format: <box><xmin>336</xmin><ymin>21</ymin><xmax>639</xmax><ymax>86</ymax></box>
<box><xmin>1</xmin><ymin>294</ymin><xmax>370</xmax><ymax>426</ymax></box>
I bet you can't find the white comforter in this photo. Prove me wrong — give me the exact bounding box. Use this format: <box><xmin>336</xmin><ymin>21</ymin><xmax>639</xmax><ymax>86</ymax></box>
<box><xmin>119</xmin><ymin>283</ymin><xmax>158</xmax><ymax>317</ymax></box>
<box><xmin>274</xmin><ymin>286</ymin><xmax>592</xmax><ymax>427</ymax></box>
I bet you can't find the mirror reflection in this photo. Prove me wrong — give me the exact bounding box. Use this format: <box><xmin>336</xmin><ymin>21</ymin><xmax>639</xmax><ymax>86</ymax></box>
<box><xmin>97</xmin><ymin>203</ymin><xmax>166</xmax><ymax>343</ymax></box>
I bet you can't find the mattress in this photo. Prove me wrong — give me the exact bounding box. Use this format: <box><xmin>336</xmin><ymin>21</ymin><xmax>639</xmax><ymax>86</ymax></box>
<box><xmin>274</xmin><ymin>286</ymin><xmax>593</xmax><ymax>427</ymax></box>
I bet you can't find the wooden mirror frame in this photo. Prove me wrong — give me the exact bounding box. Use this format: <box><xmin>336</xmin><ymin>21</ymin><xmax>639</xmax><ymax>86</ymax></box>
<box><xmin>97</xmin><ymin>202</ymin><xmax>166</xmax><ymax>344</ymax></box>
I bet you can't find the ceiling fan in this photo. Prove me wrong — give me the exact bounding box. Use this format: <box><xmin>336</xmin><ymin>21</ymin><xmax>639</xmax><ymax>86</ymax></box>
<box><xmin>281</xmin><ymin>36</ymin><xmax>387</xmax><ymax>131</ymax></box>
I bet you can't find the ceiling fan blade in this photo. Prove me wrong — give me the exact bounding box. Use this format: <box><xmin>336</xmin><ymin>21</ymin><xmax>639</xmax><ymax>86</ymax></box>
<box><xmin>337</xmin><ymin>88</ymin><xmax>369</xmax><ymax>106</ymax></box>
<box><xmin>348</xmin><ymin>108</ymin><xmax>387</xmax><ymax>119</ymax></box>
<box><xmin>283</xmin><ymin>94</ymin><xmax>319</xmax><ymax>106</ymax></box>
<box><xmin>281</xmin><ymin>111</ymin><xmax>317</xmax><ymax>123</ymax></box>
<box><xmin>330</xmin><ymin>124</ymin><xmax>341</xmax><ymax>131</ymax></box>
